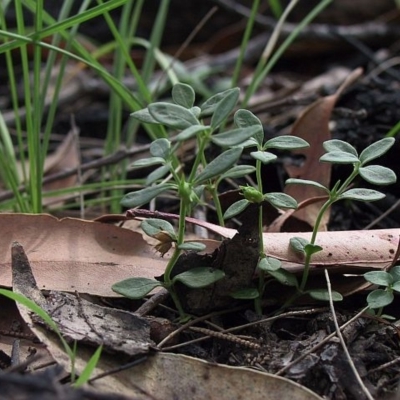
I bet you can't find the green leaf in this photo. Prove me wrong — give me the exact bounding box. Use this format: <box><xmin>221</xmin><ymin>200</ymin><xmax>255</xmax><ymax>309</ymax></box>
<box><xmin>141</xmin><ymin>218</ymin><xmax>176</xmax><ymax>239</ymax></box>
<box><xmin>264</xmin><ymin>193</ymin><xmax>298</xmax><ymax>209</ymax></box>
<box><xmin>389</xmin><ymin>266</ymin><xmax>400</xmax><ymax>282</ymax></box>
<box><xmin>359</xmin><ymin>137</ymin><xmax>395</xmax><ymax>165</ymax></box>
<box><xmin>194</xmin><ymin>147</ymin><xmax>243</xmax><ymax>184</ymax></box>
<box><xmin>250</xmin><ymin>151</ymin><xmax>277</xmax><ymax>164</ymax></box>
<box><xmin>308</xmin><ymin>289</ymin><xmax>343</xmax><ymax>302</ymax></box>
<box><xmin>230</xmin><ymin>288</ymin><xmax>259</xmax><ymax>299</ymax></box>
<box><xmin>150</xmin><ymin>138</ymin><xmax>171</xmax><ymax>159</ymax></box>
<box><xmin>178</xmin><ymin>242</ymin><xmax>207</xmax><ymax>252</ymax></box>
<box><xmin>211</xmin><ymin>87</ymin><xmax>240</xmax><ymax>129</ymax></box>
<box><xmin>74</xmin><ymin>345</ymin><xmax>103</xmax><ymax>387</ymax></box>
<box><xmin>224</xmin><ymin>199</ymin><xmax>250</xmax><ymax>219</ymax></box>
<box><xmin>211</xmin><ymin>126</ymin><xmax>260</xmax><ymax>147</ymax></box>
<box><xmin>173</xmin><ymin>268</ymin><xmax>225</xmax><ymax>288</ymax></box>
<box><xmin>285</xmin><ymin>178</ymin><xmax>329</xmax><ymax>193</ymax></box>
<box><xmin>120</xmin><ymin>183</ymin><xmax>175</xmax><ymax>208</ymax></box>
<box><xmin>234</xmin><ymin>109</ymin><xmax>264</xmax><ymax>147</ymax></box>
<box><xmin>146</xmin><ymin>164</ymin><xmax>170</xmax><ymax>185</ymax></box>
<box><xmin>320</xmin><ymin>151</ymin><xmax>359</xmax><ymax>164</ymax></box>
<box><xmin>200</xmin><ymin>88</ymin><xmax>239</xmax><ymax>117</ymax></box>
<box><xmin>172</xmin><ymin>83</ymin><xmax>195</xmax><ymax>108</ymax></box>
<box><xmin>323</xmin><ymin>139</ymin><xmax>358</xmax><ymax>156</ymax></box>
<box><xmin>290</xmin><ymin>237</ymin><xmax>309</xmax><ymax>253</ymax></box>
<box><xmin>112</xmin><ymin>278</ymin><xmax>162</xmax><ymax>299</ymax></box>
<box><xmin>268</xmin><ymin>269</ymin><xmax>298</xmax><ymax>287</ymax></box>
<box><xmin>148</xmin><ymin>102</ymin><xmax>199</xmax><ymax>129</ymax></box>
<box><xmin>258</xmin><ymin>257</ymin><xmax>281</xmax><ymax>272</ymax></box>
<box><xmin>264</xmin><ymin>136</ymin><xmax>309</xmax><ymax>150</ymax></box>
<box><xmin>338</xmin><ymin>188</ymin><xmax>385</xmax><ymax>202</ymax></box>
<box><xmin>131</xmin><ymin>157</ymin><xmax>165</xmax><ymax>168</ymax></box>
<box><xmin>131</xmin><ymin>108</ymin><xmax>159</xmax><ymax>124</ymax></box>
<box><xmin>364</xmin><ymin>271</ymin><xmax>393</xmax><ymax>286</ymax></box>
<box><xmin>304</xmin><ymin>243</ymin><xmax>323</xmax><ymax>256</ymax></box>
<box><xmin>359</xmin><ymin>165</ymin><xmax>397</xmax><ymax>185</ymax></box>
<box><xmin>219</xmin><ymin>165</ymin><xmax>256</xmax><ymax>180</ymax></box>
<box><xmin>175</xmin><ymin>125</ymin><xmax>210</xmax><ymax>141</ymax></box>
<box><xmin>241</xmin><ymin>186</ymin><xmax>264</xmax><ymax>203</ymax></box>
<box><xmin>367</xmin><ymin>289</ymin><xmax>394</xmax><ymax>309</ymax></box>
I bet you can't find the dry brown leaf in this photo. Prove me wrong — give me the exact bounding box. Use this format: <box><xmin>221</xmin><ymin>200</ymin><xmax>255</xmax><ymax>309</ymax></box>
<box><xmin>0</xmin><ymin>213</ymin><xmax>168</xmax><ymax>296</ymax></box>
<box><xmin>284</xmin><ymin>68</ymin><xmax>363</xmax><ymax>230</ymax></box>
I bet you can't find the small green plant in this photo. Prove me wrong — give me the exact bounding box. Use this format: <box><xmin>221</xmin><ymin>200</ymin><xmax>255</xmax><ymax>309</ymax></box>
<box><xmin>222</xmin><ymin>109</ymin><xmax>309</xmax><ymax>314</ymax></box>
<box><xmin>112</xmin><ymin>83</ymin><xmax>262</xmax><ymax>318</ymax></box>
<box><xmin>286</xmin><ymin>137</ymin><xmax>396</xmax><ymax>302</ymax></box>
<box><xmin>364</xmin><ymin>267</ymin><xmax>400</xmax><ymax>316</ymax></box>
<box><xmin>0</xmin><ymin>289</ymin><xmax>101</xmax><ymax>386</ymax></box>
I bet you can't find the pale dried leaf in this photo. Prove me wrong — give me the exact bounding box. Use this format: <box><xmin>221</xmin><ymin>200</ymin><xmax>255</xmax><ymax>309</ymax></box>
<box><xmin>124</xmin><ymin>352</ymin><xmax>323</xmax><ymax>400</ymax></box>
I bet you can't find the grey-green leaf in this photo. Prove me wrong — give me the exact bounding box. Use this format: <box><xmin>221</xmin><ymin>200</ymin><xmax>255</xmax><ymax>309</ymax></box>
<box><xmin>234</xmin><ymin>109</ymin><xmax>264</xmax><ymax>147</ymax></box>
<box><xmin>320</xmin><ymin>151</ymin><xmax>360</xmax><ymax>164</ymax></box>
<box><xmin>194</xmin><ymin>147</ymin><xmax>243</xmax><ymax>184</ymax></box>
<box><xmin>230</xmin><ymin>288</ymin><xmax>259</xmax><ymax>299</ymax></box>
<box><xmin>120</xmin><ymin>183</ymin><xmax>175</xmax><ymax>208</ymax></box>
<box><xmin>392</xmin><ymin>281</ymin><xmax>400</xmax><ymax>293</ymax></box>
<box><xmin>172</xmin><ymin>83</ymin><xmax>195</xmax><ymax>108</ymax></box>
<box><xmin>338</xmin><ymin>188</ymin><xmax>385</xmax><ymax>202</ymax></box>
<box><xmin>364</xmin><ymin>271</ymin><xmax>393</xmax><ymax>286</ymax></box>
<box><xmin>285</xmin><ymin>178</ymin><xmax>329</xmax><ymax>192</ymax></box>
<box><xmin>264</xmin><ymin>192</ymin><xmax>298</xmax><ymax>209</ymax></box>
<box><xmin>304</xmin><ymin>243</ymin><xmax>323</xmax><ymax>256</ymax></box>
<box><xmin>264</xmin><ymin>136</ymin><xmax>309</xmax><ymax>150</ymax></box>
<box><xmin>290</xmin><ymin>237</ymin><xmax>309</xmax><ymax>253</ymax></box>
<box><xmin>175</xmin><ymin>125</ymin><xmax>210</xmax><ymax>141</ymax></box>
<box><xmin>223</xmin><ymin>199</ymin><xmax>250</xmax><ymax>219</ymax></box>
<box><xmin>389</xmin><ymin>266</ymin><xmax>400</xmax><ymax>282</ymax></box>
<box><xmin>178</xmin><ymin>242</ymin><xmax>207</xmax><ymax>252</ymax></box>
<box><xmin>211</xmin><ymin>87</ymin><xmax>240</xmax><ymax>129</ymax></box>
<box><xmin>359</xmin><ymin>137</ymin><xmax>395</xmax><ymax>166</ymax></box>
<box><xmin>359</xmin><ymin>165</ymin><xmax>397</xmax><ymax>185</ymax></box>
<box><xmin>308</xmin><ymin>289</ymin><xmax>343</xmax><ymax>302</ymax></box>
<box><xmin>258</xmin><ymin>257</ymin><xmax>281</xmax><ymax>272</ymax></box>
<box><xmin>141</xmin><ymin>218</ymin><xmax>176</xmax><ymax>239</ymax></box>
<box><xmin>173</xmin><ymin>268</ymin><xmax>225</xmax><ymax>288</ymax></box>
<box><xmin>367</xmin><ymin>289</ymin><xmax>394</xmax><ymax>309</ymax></box>
<box><xmin>146</xmin><ymin>164</ymin><xmax>170</xmax><ymax>185</ymax></box>
<box><xmin>112</xmin><ymin>278</ymin><xmax>162</xmax><ymax>299</ymax></box>
<box><xmin>211</xmin><ymin>126</ymin><xmax>259</xmax><ymax>147</ymax></box>
<box><xmin>130</xmin><ymin>157</ymin><xmax>165</xmax><ymax>168</ymax></box>
<box><xmin>131</xmin><ymin>108</ymin><xmax>159</xmax><ymax>124</ymax></box>
<box><xmin>148</xmin><ymin>102</ymin><xmax>198</xmax><ymax>129</ymax></box>
<box><xmin>323</xmin><ymin>139</ymin><xmax>358</xmax><ymax>156</ymax></box>
<box><xmin>150</xmin><ymin>138</ymin><xmax>171</xmax><ymax>159</ymax></box>
<box><xmin>268</xmin><ymin>269</ymin><xmax>298</xmax><ymax>287</ymax></box>
<box><xmin>250</xmin><ymin>151</ymin><xmax>277</xmax><ymax>164</ymax></box>
<box><xmin>219</xmin><ymin>165</ymin><xmax>256</xmax><ymax>180</ymax></box>
<box><xmin>200</xmin><ymin>88</ymin><xmax>238</xmax><ymax>117</ymax></box>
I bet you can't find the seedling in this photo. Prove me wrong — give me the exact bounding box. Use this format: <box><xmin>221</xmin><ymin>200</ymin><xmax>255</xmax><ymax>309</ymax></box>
<box><xmin>286</xmin><ymin>137</ymin><xmax>396</xmax><ymax>301</ymax></box>
<box><xmin>223</xmin><ymin>109</ymin><xmax>309</xmax><ymax>314</ymax></box>
<box><xmin>112</xmin><ymin>84</ymin><xmax>261</xmax><ymax>319</ymax></box>
<box><xmin>364</xmin><ymin>266</ymin><xmax>400</xmax><ymax>317</ymax></box>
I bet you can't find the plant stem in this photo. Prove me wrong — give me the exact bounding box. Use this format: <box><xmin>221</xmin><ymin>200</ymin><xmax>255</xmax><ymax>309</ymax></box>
<box><xmin>299</xmin><ymin>165</ymin><xmax>360</xmax><ymax>291</ymax></box>
<box><xmin>162</xmin><ymin>197</ymin><xmax>187</xmax><ymax>318</ymax></box>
